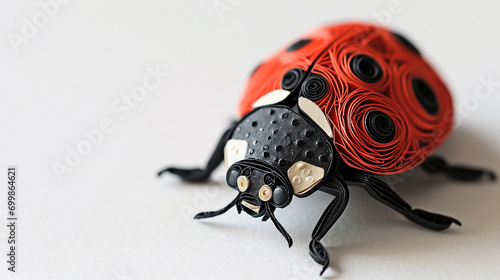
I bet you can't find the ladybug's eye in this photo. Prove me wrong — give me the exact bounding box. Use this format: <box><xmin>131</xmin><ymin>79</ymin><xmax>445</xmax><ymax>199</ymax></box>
<box><xmin>350</xmin><ymin>54</ymin><xmax>383</xmax><ymax>83</ymax></box>
<box><xmin>364</xmin><ymin>110</ymin><xmax>395</xmax><ymax>143</ymax></box>
<box><xmin>300</xmin><ymin>73</ymin><xmax>328</xmax><ymax>101</ymax></box>
<box><xmin>272</xmin><ymin>186</ymin><xmax>288</xmax><ymax>206</ymax></box>
<box><xmin>412</xmin><ymin>78</ymin><xmax>438</xmax><ymax>115</ymax></box>
<box><xmin>281</xmin><ymin>68</ymin><xmax>305</xmax><ymax>91</ymax></box>
<box><xmin>286</xmin><ymin>38</ymin><xmax>311</xmax><ymax>52</ymax></box>
<box><xmin>227</xmin><ymin>167</ymin><xmax>241</xmax><ymax>189</ymax></box>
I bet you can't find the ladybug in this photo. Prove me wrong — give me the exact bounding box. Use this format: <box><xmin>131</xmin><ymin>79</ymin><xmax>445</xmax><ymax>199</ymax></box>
<box><xmin>158</xmin><ymin>22</ymin><xmax>496</xmax><ymax>275</ymax></box>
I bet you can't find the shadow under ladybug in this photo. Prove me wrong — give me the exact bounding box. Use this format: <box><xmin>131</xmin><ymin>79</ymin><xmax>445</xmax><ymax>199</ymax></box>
<box><xmin>158</xmin><ymin>23</ymin><xmax>496</xmax><ymax>275</ymax></box>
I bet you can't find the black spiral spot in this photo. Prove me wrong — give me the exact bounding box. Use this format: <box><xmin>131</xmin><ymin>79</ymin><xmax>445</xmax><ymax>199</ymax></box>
<box><xmin>364</xmin><ymin>111</ymin><xmax>396</xmax><ymax>143</ymax></box>
<box><xmin>392</xmin><ymin>32</ymin><xmax>420</xmax><ymax>55</ymax></box>
<box><xmin>412</xmin><ymin>78</ymin><xmax>438</xmax><ymax>115</ymax></box>
<box><xmin>286</xmin><ymin>38</ymin><xmax>311</xmax><ymax>52</ymax></box>
<box><xmin>300</xmin><ymin>73</ymin><xmax>329</xmax><ymax>101</ymax></box>
<box><xmin>350</xmin><ymin>54</ymin><xmax>383</xmax><ymax>83</ymax></box>
<box><xmin>242</xmin><ymin>167</ymin><xmax>252</xmax><ymax>178</ymax></box>
<box><xmin>281</xmin><ymin>68</ymin><xmax>305</xmax><ymax>91</ymax></box>
<box><xmin>264</xmin><ymin>173</ymin><xmax>275</xmax><ymax>186</ymax></box>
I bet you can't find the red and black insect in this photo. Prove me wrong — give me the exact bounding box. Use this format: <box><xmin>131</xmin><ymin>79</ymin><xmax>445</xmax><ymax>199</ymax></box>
<box><xmin>158</xmin><ymin>22</ymin><xmax>495</xmax><ymax>275</ymax></box>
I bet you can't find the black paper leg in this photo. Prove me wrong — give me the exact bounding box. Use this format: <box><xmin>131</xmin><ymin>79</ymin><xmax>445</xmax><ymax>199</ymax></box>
<box><xmin>158</xmin><ymin>124</ymin><xmax>235</xmax><ymax>182</ymax></box>
<box><xmin>310</xmin><ymin>173</ymin><xmax>349</xmax><ymax>275</ymax></box>
<box><xmin>421</xmin><ymin>155</ymin><xmax>496</xmax><ymax>182</ymax></box>
<box><xmin>265</xmin><ymin>203</ymin><xmax>293</xmax><ymax>248</ymax></box>
<box><xmin>346</xmin><ymin>172</ymin><xmax>461</xmax><ymax>231</ymax></box>
<box><xmin>194</xmin><ymin>194</ymin><xmax>240</xmax><ymax>220</ymax></box>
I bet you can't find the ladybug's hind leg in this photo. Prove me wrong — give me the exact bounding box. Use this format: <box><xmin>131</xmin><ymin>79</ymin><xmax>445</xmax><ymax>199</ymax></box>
<box><xmin>421</xmin><ymin>156</ymin><xmax>496</xmax><ymax>182</ymax></box>
<box><xmin>157</xmin><ymin>123</ymin><xmax>236</xmax><ymax>182</ymax></box>
<box><xmin>345</xmin><ymin>171</ymin><xmax>461</xmax><ymax>231</ymax></box>
<box><xmin>309</xmin><ymin>173</ymin><xmax>349</xmax><ymax>276</ymax></box>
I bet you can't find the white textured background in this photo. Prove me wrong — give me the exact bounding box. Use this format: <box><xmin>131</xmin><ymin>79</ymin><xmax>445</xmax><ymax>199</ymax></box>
<box><xmin>1</xmin><ymin>1</ymin><xmax>500</xmax><ymax>279</ymax></box>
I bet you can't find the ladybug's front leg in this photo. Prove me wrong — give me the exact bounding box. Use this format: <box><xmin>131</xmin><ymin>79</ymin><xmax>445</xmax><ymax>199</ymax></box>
<box><xmin>157</xmin><ymin>123</ymin><xmax>236</xmax><ymax>182</ymax></box>
<box><xmin>345</xmin><ymin>171</ymin><xmax>461</xmax><ymax>231</ymax></box>
<box><xmin>309</xmin><ymin>173</ymin><xmax>349</xmax><ymax>276</ymax></box>
<box><xmin>194</xmin><ymin>194</ymin><xmax>240</xmax><ymax>219</ymax></box>
<box><xmin>421</xmin><ymin>156</ymin><xmax>496</xmax><ymax>182</ymax></box>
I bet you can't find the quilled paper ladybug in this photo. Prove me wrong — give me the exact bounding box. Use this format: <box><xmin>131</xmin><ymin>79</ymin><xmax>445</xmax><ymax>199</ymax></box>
<box><xmin>158</xmin><ymin>22</ymin><xmax>496</xmax><ymax>275</ymax></box>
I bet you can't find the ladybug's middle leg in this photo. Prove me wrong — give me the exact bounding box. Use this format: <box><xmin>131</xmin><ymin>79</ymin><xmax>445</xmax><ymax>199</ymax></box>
<box><xmin>421</xmin><ymin>155</ymin><xmax>496</xmax><ymax>182</ymax></box>
<box><xmin>345</xmin><ymin>171</ymin><xmax>461</xmax><ymax>231</ymax></box>
<box><xmin>157</xmin><ymin>123</ymin><xmax>236</xmax><ymax>182</ymax></box>
<box><xmin>309</xmin><ymin>173</ymin><xmax>349</xmax><ymax>276</ymax></box>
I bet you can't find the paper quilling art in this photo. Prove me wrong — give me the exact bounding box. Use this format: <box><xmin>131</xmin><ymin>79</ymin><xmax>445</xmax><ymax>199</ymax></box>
<box><xmin>159</xmin><ymin>22</ymin><xmax>496</xmax><ymax>275</ymax></box>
